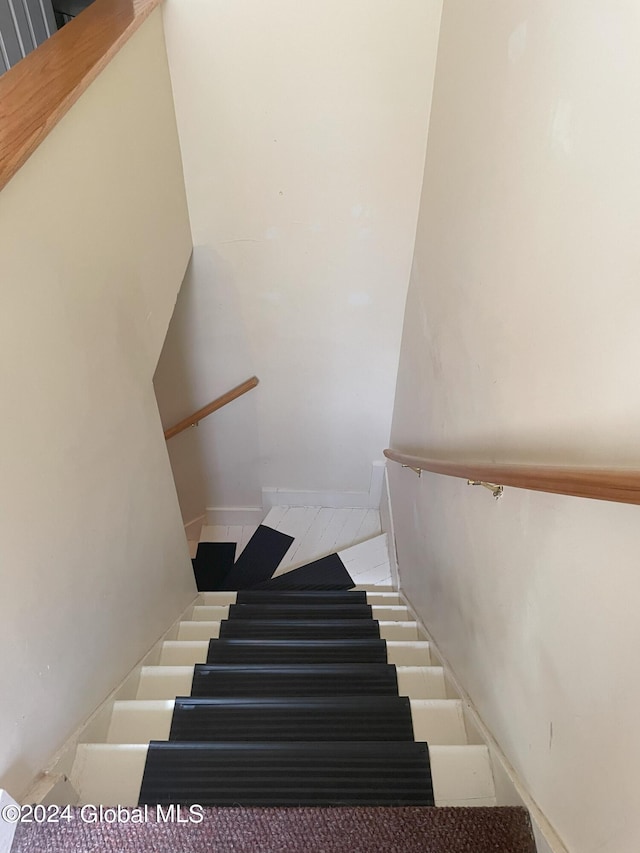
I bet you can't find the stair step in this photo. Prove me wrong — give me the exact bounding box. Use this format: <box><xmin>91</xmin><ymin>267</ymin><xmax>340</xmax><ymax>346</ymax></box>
<box><xmin>227</xmin><ymin>603</ymin><xmax>374</xmax><ymax>620</ymax></box>
<box><xmin>178</xmin><ymin>621</ymin><xmax>221</xmax><ymax>640</ymax></box>
<box><xmin>177</xmin><ymin>619</ymin><xmax>420</xmax><ymax>641</ymax></box>
<box><xmin>160</xmin><ymin>640</ymin><xmax>209</xmax><ymax>665</ymax></box>
<box><xmin>71</xmin><ymin>744</ymin><xmax>148</xmax><ymax>806</ymax></box>
<box><xmin>12</xmin><ymin>805</ymin><xmax>536</xmax><ymax>853</ymax></box>
<box><xmin>251</xmin><ymin>552</ymin><xmax>355</xmax><ymax>590</ymax></box>
<box><xmin>197</xmin><ymin>590</ymin><xmax>402</xmax><ymax>606</ymax></box>
<box><xmin>388</xmin><ymin>641</ymin><xmax>431</xmax><ymax>666</ymax></box>
<box><xmin>160</xmin><ymin>639</ymin><xmax>431</xmax><ymax>666</ymax></box>
<box><xmin>429</xmin><ymin>745</ymin><xmax>496</xmax><ymax>806</ymax></box>
<box><xmin>220</xmin><ymin>618</ymin><xmax>381</xmax><ymax>639</ymax></box>
<box><xmin>192</xmin><ymin>541</ymin><xmax>236</xmax><ymax>591</ymax></box>
<box><xmin>410</xmin><ymin>699</ymin><xmax>467</xmax><ymax>744</ymax></box>
<box><xmin>378</xmin><ymin>621</ymin><xmax>421</xmax><ymax>640</ymax></box>
<box><xmin>108</xmin><ymin>700</ymin><xmax>175</xmax><ymax>743</ymax></box>
<box><xmin>168</xmin><ymin>696</ymin><xmax>415</xmax><ymax>741</ymax></box>
<box><xmin>235</xmin><ymin>590</ymin><xmax>368</xmax><ymax>605</ymax></box>
<box><xmin>137</xmin><ymin>666</ymin><xmax>194</xmax><ymax>699</ymax></box>
<box><xmin>107</xmin><ymin>698</ymin><xmax>466</xmax><ymax>745</ymax></box>
<box><xmin>71</xmin><ymin>743</ymin><xmax>493</xmax><ymax>807</ymax></box>
<box><xmin>221</xmin><ymin>524</ymin><xmax>295</xmax><ymax>590</ymax></box>
<box><xmin>190</xmin><ymin>604</ymin><xmax>410</xmax><ymax>622</ymax></box>
<box><xmin>206</xmin><ymin>639</ymin><xmax>388</xmax><ymax>664</ymax></box>
<box><xmin>397</xmin><ymin>666</ymin><xmax>448</xmax><ymax>699</ymax></box>
<box><xmin>196</xmin><ymin>592</ymin><xmax>238</xmax><ymax>606</ymax></box>
<box><xmin>138</xmin><ymin>741</ymin><xmax>434</xmax><ymax>806</ymax></box>
<box><xmin>136</xmin><ymin>665</ymin><xmax>448</xmax><ymax>702</ymax></box>
<box><xmin>191</xmin><ymin>663</ymin><xmax>399</xmax><ymax>697</ymax></box>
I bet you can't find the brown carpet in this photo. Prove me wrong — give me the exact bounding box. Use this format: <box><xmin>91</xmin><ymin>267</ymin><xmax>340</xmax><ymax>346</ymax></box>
<box><xmin>12</xmin><ymin>806</ymin><xmax>536</xmax><ymax>852</ymax></box>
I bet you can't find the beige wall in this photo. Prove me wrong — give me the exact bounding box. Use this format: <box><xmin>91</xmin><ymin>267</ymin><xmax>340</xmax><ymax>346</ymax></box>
<box><xmin>0</xmin><ymin>11</ymin><xmax>195</xmax><ymax>798</ymax></box>
<box><xmin>158</xmin><ymin>0</ymin><xmax>442</xmax><ymax>511</ymax></box>
<box><xmin>154</xmin><ymin>248</ymin><xmax>264</xmax><ymax>521</ymax></box>
<box><xmin>390</xmin><ymin>2</ymin><xmax>640</xmax><ymax>852</ymax></box>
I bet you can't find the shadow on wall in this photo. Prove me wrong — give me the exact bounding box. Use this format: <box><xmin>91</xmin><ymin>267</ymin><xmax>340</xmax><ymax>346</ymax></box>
<box><xmin>389</xmin><ymin>436</ymin><xmax>640</xmax><ymax>469</ymax></box>
<box><xmin>153</xmin><ymin>247</ymin><xmax>262</xmax><ymax>524</ymax></box>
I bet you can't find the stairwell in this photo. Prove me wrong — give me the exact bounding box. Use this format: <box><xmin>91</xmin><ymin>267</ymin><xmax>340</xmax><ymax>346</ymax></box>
<box><xmin>11</xmin><ymin>508</ymin><xmax>535</xmax><ymax>852</ymax></box>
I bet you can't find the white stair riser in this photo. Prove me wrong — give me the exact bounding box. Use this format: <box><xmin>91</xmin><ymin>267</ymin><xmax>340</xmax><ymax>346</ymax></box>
<box><xmin>70</xmin><ymin>743</ymin><xmax>494</xmax><ymax>808</ymax></box>
<box><xmin>429</xmin><ymin>746</ymin><xmax>496</xmax><ymax>806</ymax></box>
<box><xmin>108</xmin><ymin>702</ymin><xmax>174</xmax><ymax>743</ymax></box>
<box><xmin>159</xmin><ymin>641</ymin><xmax>207</xmax><ymax>666</ymax></box>
<box><xmin>379</xmin><ymin>622</ymin><xmax>420</xmax><ymax>640</ymax></box>
<box><xmin>177</xmin><ymin>622</ymin><xmax>221</xmax><ymax>641</ymax></box>
<box><xmin>107</xmin><ymin>699</ymin><xmax>467</xmax><ymax>745</ymax></box>
<box><xmin>195</xmin><ymin>592</ymin><xmax>237</xmax><ymax>606</ymax></box>
<box><xmin>136</xmin><ymin>665</ymin><xmax>447</xmax><ymax>701</ymax></box>
<box><xmin>70</xmin><ymin>745</ymin><xmax>148</xmax><ymax>808</ymax></box>
<box><xmin>137</xmin><ymin>667</ymin><xmax>193</xmax><ymax>700</ymax></box>
<box><xmin>396</xmin><ymin>667</ymin><xmax>447</xmax><ymax>699</ymax></box>
<box><xmin>177</xmin><ymin>620</ymin><xmax>420</xmax><ymax>641</ymax></box>
<box><xmin>410</xmin><ymin>700</ymin><xmax>467</xmax><ymax>744</ymax></box>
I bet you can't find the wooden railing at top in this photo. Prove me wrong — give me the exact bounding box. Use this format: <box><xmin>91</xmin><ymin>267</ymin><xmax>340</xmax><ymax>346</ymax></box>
<box><xmin>0</xmin><ymin>0</ymin><xmax>161</xmax><ymax>193</ymax></box>
<box><xmin>164</xmin><ymin>377</ymin><xmax>259</xmax><ymax>441</ymax></box>
<box><xmin>383</xmin><ymin>448</ymin><xmax>640</xmax><ymax>506</ymax></box>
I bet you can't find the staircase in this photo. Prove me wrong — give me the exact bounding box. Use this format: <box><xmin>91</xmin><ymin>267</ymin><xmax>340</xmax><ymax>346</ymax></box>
<box><xmin>11</xmin><ymin>508</ymin><xmax>536</xmax><ymax>852</ymax></box>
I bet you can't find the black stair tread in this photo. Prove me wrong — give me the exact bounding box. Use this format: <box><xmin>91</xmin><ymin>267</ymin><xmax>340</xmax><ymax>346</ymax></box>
<box><xmin>227</xmin><ymin>603</ymin><xmax>373</xmax><ymax>620</ymax></box>
<box><xmin>219</xmin><ymin>619</ymin><xmax>381</xmax><ymax>640</ymax></box>
<box><xmin>206</xmin><ymin>638</ymin><xmax>388</xmax><ymax>664</ymax></box>
<box><xmin>251</xmin><ymin>553</ymin><xmax>355</xmax><ymax>590</ymax></box>
<box><xmin>222</xmin><ymin>525</ymin><xmax>294</xmax><ymax>590</ymax></box>
<box><xmin>169</xmin><ymin>696</ymin><xmax>415</xmax><ymax>742</ymax></box>
<box><xmin>191</xmin><ymin>663</ymin><xmax>399</xmax><ymax>697</ymax></box>
<box><xmin>236</xmin><ymin>590</ymin><xmax>368</xmax><ymax>605</ymax></box>
<box><xmin>139</xmin><ymin>741</ymin><xmax>434</xmax><ymax>806</ymax></box>
<box><xmin>192</xmin><ymin>542</ymin><xmax>236</xmax><ymax>591</ymax></box>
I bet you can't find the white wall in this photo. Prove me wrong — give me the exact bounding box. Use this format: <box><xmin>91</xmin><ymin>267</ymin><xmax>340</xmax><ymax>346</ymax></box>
<box><xmin>390</xmin><ymin>2</ymin><xmax>640</xmax><ymax>851</ymax></box>
<box><xmin>0</xmin><ymin>11</ymin><xmax>195</xmax><ymax>798</ymax></box>
<box><xmin>158</xmin><ymin>0</ymin><xmax>442</xmax><ymax>512</ymax></box>
<box><xmin>154</xmin><ymin>247</ymin><xmax>263</xmax><ymax>521</ymax></box>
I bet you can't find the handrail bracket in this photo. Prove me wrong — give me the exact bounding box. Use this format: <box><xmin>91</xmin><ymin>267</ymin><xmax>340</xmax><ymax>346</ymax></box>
<box><xmin>468</xmin><ymin>480</ymin><xmax>504</xmax><ymax>500</ymax></box>
<box><xmin>402</xmin><ymin>464</ymin><xmax>422</xmax><ymax>478</ymax></box>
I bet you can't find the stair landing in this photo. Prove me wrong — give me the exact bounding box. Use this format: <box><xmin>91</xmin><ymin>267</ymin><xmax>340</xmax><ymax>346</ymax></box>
<box><xmin>198</xmin><ymin>507</ymin><xmax>392</xmax><ymax>585</ymax></box>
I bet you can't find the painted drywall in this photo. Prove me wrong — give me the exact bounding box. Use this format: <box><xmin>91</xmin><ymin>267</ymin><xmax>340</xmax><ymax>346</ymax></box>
<box><xmin>0</xmin><ymin>10</ymin><xmax>195</xmax><ymax>798</ymax></box>
<box><xmin>157</xmin><ymin>0</ymin><xmax>443</xmax><ymax>512</ymax></box>
<box><xmin>154</xmin><ymin>247</ymin><xmax>263</xmax><ymax>522</ymax></box>
<box><xmin>390</xmin><ymin>2</ymin><xmax>640</xmax><ymax>851</ymax></box>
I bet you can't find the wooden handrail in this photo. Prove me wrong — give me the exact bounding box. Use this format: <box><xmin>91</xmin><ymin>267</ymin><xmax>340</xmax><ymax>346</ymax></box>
<box><xmin>384</xmin><ymin>448</ymin><xmax>640</xmax><ymax>506</ymax></box>
<box><xmin>0</xmin><ymin>0</ymin><xmax>160</xmax><ymax>193</ymax></box>
<box><xmin>164</xmin><ymin>377</ymin><xmax>259</xmax><ymax>440</ymax></box>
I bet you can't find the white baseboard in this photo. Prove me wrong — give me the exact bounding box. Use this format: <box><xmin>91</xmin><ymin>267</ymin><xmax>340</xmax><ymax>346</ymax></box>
<box><xmin>183</xmin><ymin>514</ymin><xmax>206</xmax><ymax>540</ymax></box>
<box><xmin>0</xmin><ymin>790</ymin><xmax>18</xmax><ymax>853</ymax></box>
<box><xmin>205</xmin><ymin>506</ymin><xmax>265</xmax><ymax>526</ymax></box>
<box><xmin>399</xmin><ymin>593</ymin><xmax>568</xmax><ymax>853</ymax></box>
<box><xmin>20</xmin><ymin>595</ymin><xmax>200</xmax><ymax>807</ymax></box>
<box><xmin>262</xmin><ymin>461</ymin><xmax>386</xmax><ymax>510</ymax></box>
